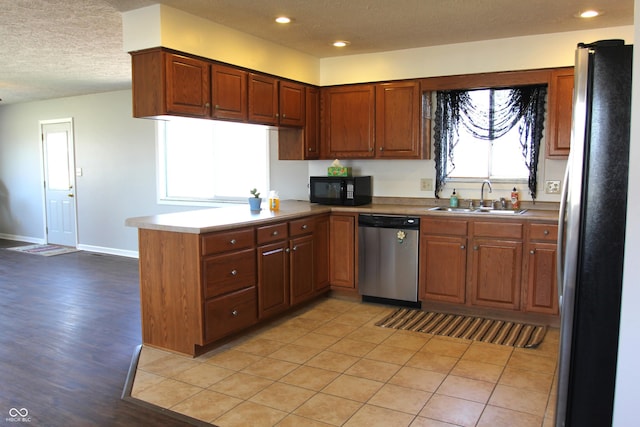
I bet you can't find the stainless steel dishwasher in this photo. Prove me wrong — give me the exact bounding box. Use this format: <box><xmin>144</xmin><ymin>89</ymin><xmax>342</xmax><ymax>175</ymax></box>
<box><xmin>358</xmin><ymin>214</ymin><xmax>421</xmax><ymax>307</ymax></box>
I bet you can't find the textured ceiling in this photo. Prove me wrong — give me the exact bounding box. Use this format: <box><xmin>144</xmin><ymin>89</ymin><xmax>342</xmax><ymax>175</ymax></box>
<box><xmin>0</xmin><ymin>0</ymin><xmax>634</xmax><ymax>105</ymax></box>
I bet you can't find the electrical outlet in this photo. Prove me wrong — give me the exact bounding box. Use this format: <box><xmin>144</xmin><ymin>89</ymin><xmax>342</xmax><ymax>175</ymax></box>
<box><xmin>420</xmin><ymin>178</ymin><xmax>433</xmax><ymax>191</ymax></box>
<box><xmin>545</xmin><ymin>180</ymin><xmax>561</xmax><ymax>194</ymax></box>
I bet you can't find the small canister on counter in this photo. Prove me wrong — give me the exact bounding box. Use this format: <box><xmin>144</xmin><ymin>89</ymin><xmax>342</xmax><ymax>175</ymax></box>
<box><xmin>511</xmin><ymin>187</ymin><xmax>520</xmax><ymax>209</ymax></box>
<box><xmin>269</xmin><ymin>191</ymin><xmax>280</xmax><ymax>211</ymax></box>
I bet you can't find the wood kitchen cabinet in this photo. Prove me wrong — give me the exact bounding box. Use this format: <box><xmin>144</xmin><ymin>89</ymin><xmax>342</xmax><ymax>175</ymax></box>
<box><xmin>289</xmin><ymin>217</ymin><xmax>316</xmax><ymax>305</ymax></box>
<box><xmin>211</xmin><ymin>63</ymin><xmax>247</xmax><ymax>121</ymax></box>
<box><xmin>468</xmin><ymin>221</ymin><xmax>523</xmax><ymax>310</ymax></box>
<box><xmin>376</xmin><ymin>81</ymin><xmax>422</xmax><ymax>158</ymax></box>
<box><xmin>419</xmin><ymin>218</ymin><xmax>468</xmax><ymax>304</ymax></box>
<box><xmin>131</xmin><ymin>49</ymin><xmax>211</xmax><ymax>118</ymax></box>
<box><xmin>314</xmin><ymin>214</ymin><xmax>330</xmax><ymax>292</ymax></box>
<box><xmin>278</xmin><ymin>85</ymin><xmax>319</xmax><ymax>160</ymax></box>
<box><xmin>279</xmin><ymin>81</ymin><xmax>306</xmax><ymax>127</ymax></box>
<box><xmin>524</xmin><ymin>222</ymin><xmax>559</xmax><ymax>314</ymax></box>
<box><xmin>322</xmin><ymin>84</ymin><xmax>376</xmax><ymax>158</ymax></box>
<box><xmin>257</xmin><ymin>222</ymin><xmax>290</xmax><ymax>319</ymax></box>
<box><xmin>329</xmin><ymin>213</ymin><xmax>357</xmax><ymax>289</ymax></box>
<box><xmin>547</xmin><ymin>67</ymin><xmax>574</xmax><ymax>158</ymax></box>
<box><xmin>248</xmin><ymin>73</ymin><xmax>279</xmax><ymax>125</ymax></box>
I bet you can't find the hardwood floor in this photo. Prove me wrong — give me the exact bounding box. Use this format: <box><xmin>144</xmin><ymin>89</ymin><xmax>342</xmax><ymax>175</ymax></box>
<box><xmin>0</xmin><ymin>240</ymin><xmax>192</xmax><ymax>426</ymax></box>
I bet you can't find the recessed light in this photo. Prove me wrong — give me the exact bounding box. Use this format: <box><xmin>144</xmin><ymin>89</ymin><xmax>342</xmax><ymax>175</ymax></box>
<box><xmin>333</xmin><ymin>41</ymin><xmax>350</xmax><ymax>47</ymax></box>
<box><xmin>579</xmin><ymin>10</ymin><xmax>600</xmax><ymax>18</ymax></box>
<box><xmin>275</xmin><ymin>16</ymin><xmax>291</xmax><ymax>24</ymax></box>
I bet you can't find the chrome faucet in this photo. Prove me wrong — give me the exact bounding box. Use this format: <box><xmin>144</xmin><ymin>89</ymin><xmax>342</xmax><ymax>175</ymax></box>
<box><xmin>480</xmin><ymin>180</ymin><xmax>493</xmax><ymax>208</ymax></box>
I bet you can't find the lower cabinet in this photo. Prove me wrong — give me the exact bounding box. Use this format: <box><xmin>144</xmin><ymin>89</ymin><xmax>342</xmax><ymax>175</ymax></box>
<box><xmin>329</xmin><ymin>213</ymin><xmax>357</xmax><ymax>289</ymax></box>
<box><xmin>205</xmin><ymin>287</ymin><xmax>257</xmax><ymax>342</ymax></box>
<box><xmin>524</xmin><ymin>223</ymin><xmax>559</xmax><ymax>314</ymax></box>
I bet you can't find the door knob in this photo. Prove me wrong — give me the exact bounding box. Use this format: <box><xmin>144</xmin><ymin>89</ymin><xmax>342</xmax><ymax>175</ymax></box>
<box><xmin>68</xmin><ymin>194</ymin><xmax>74</xmax><ymax>197</ymax></box>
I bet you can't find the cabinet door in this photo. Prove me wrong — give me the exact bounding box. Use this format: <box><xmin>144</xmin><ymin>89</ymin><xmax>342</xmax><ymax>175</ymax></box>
<box><xmin>546</xmin><ymin>68</ymin><xmax>574</xmax><ymax>158</ymax></box>
<box><xmin>329</xmin><ymin>214</ymin><xmax>356</xmax><ymax>288</ymax></box>
<box><xmin>279</xmin><ymin>81</ymin><xmax>305</xmax><ymax>127</ymax></box>
<box><xmin>376</xmin><ymin>81</ymin><xmax>422</xmax><ymax>158</ymax></box>
<box><xmin>305</xmin><ymin>86</ymin><xmax>321</xmax><ymax>159</ymax></box>
<box><xmin>205</xmin><ymin>287</ymin><xmax>257</xmax><ymax>343</ymax></box>
<box><xmin>211</xmin><ymin>64</ymin><xmax>247</xmax><ymax>121</ymax></box>
<box><xmin>165</xmin><ymin>53</ymin><xmax>210</xmax><ymax>117</ymax></box>
<box><xmin>469</xmin><ymin>238</ymin><xmax>522</xmax><ymax>310</ymax></box>
<box><xmin>419</xmin><ymin>234</ymin><xmax>467</xmax><ymax>304</ymax></box>
<box><xmin>257</xmin><ymin>241</ymin><xmax>290</xmax><ymax>319</ymax></box>
<box><xmin>314</xmin><ymin>215</ymin><xmax>330</xmax><ymax>292</ymax></box>
<box><xmin>290</xmin><ymin>235</ymin><xmax>315</xmax><ymax>305</ymax></box>
<box><xmin>525</xmin><ymin>242</ymin><xmax>558</xmax><ymax>314</ymax></box>
<box><xmin>322</xmin><ymin>85</ymin><xmax>376</xmax><ymax>158</ymax></box>
<box><xmin>249</xmin><ymin>73</ymin><xmax>279</xmax><ymax>125</ymax></box>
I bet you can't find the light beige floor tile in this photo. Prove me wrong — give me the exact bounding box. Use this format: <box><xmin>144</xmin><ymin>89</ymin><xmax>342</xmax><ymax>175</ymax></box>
<box><xmin>305</xmin><ymin>350</ymin><xmax>360</xmax><ymax>373</ymax></box>
<box><xmin>436</xmin><ymin>375</ymin><xmax>495</xmax><ymax>404</ymax></box>
<box><xmin>499</xmin><ymin>366</ymin><xmax>553</xmax><ymax>393</ymax></box>
<box><xmin>365</xmin><ymin>343</ymin><xmax>417</xmax><ymax>365</ymax></box>
<box><xmin>406</xmin><ymin>351</ymin><xmax>458</xmax><ymax>374</ymax></box>
<box><xmin>368</xmin><ymin>383</ymin><xmax>432</xmax><ymax>414</ymax></box>
<box><xmin>419</xmin><ymin>394</ymin><xmax>485</xmax><ymax>427</ymax></box>
<box><xmin>249</xmin><ymin>382</ymin><xmax>315</xmax><ymax>412</ymax></box>
<box><xmin>276</xmin><ymin>414</ymin><xmax>333</xmax><ymax>426</ymax></box>
<box><xmin>382</xmin><ymin>330</ymin><xmax>432</xmax><ymax>351</ymax></box>
<box><xmin>233</xmin><ymin>337</ymin><xmax>285</xmax><ymax>356</ymax></box>
<box><xmin>421</xmin><ymin>337</ymin><xmax>470</xmax><ymax>358</ymax></box>
<box><xmin>241</xmin><ymin>357</ymin><xmax>299</xmax><ymax>380</ymax></box>
<box><xmin>327</xmin><ymin>338</ymin><xmax>377</xmax><ymax>357</ymax></box>
<box><xmin>332</xmin><ymin>311</ymin><xmax>377</xmax><ymax>326</ymax></box>
<box><xmin>344</xmin><ymin>404</ymin><xmax>415</xmax><ymax>427</ymax></box>
<box><xmin>293</xmin><ymin>332</ymin><xmax>341</xmax><ymax>349</ymax></box>
<box><xmin>138</xmin><ymin>346</ymin><xmax>175</xmax><ymax>367</ymax></box>
<box><xmin>346</xmin><ymin>326</ymin><xmax>396</xmax><ymax>344</ymax></box>
<box><xmin>130</xmin><ymin>370</ymin><xmax>165</xmax><ymax>396</ymax></box>
<box><xmin>282</xmin><ymin>316</ymin><xmax>328</xmax><ymax>330</ymax></box>
<box><xmin>280</xmin><ymin>365</ymin><xmax>340</xmax><ymax>391</ymax></box>
<box><xmin>140</xmin><ymin>354</ymin><xmax>201</xmax><ymax>378</ymax></box>
<box><xmin>268</xmin><ymin>343</ymin><xmax>322</xmax><ymax>364</ymax></box>
<box><xmin>449</xmin><ymin>359</ymin><xmax>504</xmax><ymax>383</ymax></box>
<box><xmin>257</xmin><ymin>325</ymin><xmax>310</xmax><ymax>343</ymax></box>
<box><xmin>314</xmin><ymin>321</ymin><xmax>360</xmax><ymax>338</ymax></box>
<box><xmin>204</xmin><ymin>349</ymin><xmax>263</xmax><ymax>371</ymax></box>
<box><xmin>133</xmin><ymin>378</ymin><xmax>202</xmax><ymax>408</ymax></box>
<box><xmin>507</xmin><ymin>351</ymin><xmax>557</xmax><ymax>374</ymax></box>
<box><xmin>294</xmin><ymin>393</ymin><xmax>363</xmax><ymax>425</ymax></box>
<box><xmin>315</xmin><ymin>298</ymin><xmax>357</xmax><ymax>313</ymax></box>
<box><xmin>170</xmin><ymin>389</ymin><xmax>241</xmax><ymax>423</ymax></box>
<box><xmin>297</xmin><ymin>308</ymin><xmax>341</xmax><ymax>322</ymax></box>
<box><xmin>322</xmin><ymin>374</ymin><xmax>384</xmax><ymax>402</ymax></box>
<box><xmin>214</xmin><ymin>401</ymin><xmax>287</xmax><ymax>427</ymax></box>
<box><xmin>345</xmin><ymin>358</ymin><xmax>402</xmax><ymax>382</ymax></box>
<box><xmin>210</xmin><ymin>372</ymin><xmax>274</xmax><ymax>400</ymax></box>
<box><xmin>172</xmin><ymin>362</ymin><xmax>235</xmax><ymax>388</ymax></box>
<box><xmin>388</xmin><ymin>366</ymin><xmax>446</xmax><ymax>393</ymax></box>
<box><xmin>410</xmin><ymin>417</ymin><xmax>460</xmax><ymax>426</ymax></box>
<box><xmin>489</xmin><ymin>384</ymin><xmax>549</xmax><ymax>417</ymax></box>
<box><xmin>476</xmin><ymin>405</ymin><xmax>544</xmax><ymax>427</ymax></box>
<box><xmin>461</xmin><ymin>342</ymin><xmax>513</xmax><ymax>366</ymax></box>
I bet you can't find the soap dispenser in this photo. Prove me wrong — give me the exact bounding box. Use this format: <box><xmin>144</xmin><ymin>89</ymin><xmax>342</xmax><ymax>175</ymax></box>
<box><xmin>449</xmin><ymin>189</ymin><xmax>459</xmax><ymax>208</ymax></box>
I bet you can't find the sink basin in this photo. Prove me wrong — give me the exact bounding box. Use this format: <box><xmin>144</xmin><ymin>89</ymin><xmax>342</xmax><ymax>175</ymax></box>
<box><xmin>428</xmin><ymin>207</ymin><xmax>474</xmax><ymax>213</ymax></box>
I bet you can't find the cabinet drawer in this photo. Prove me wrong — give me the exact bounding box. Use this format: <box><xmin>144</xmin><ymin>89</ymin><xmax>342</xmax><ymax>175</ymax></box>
<box><xmin>257</xmin><ymin>222</ymin><xmax>288</xmax><ymax>244</ymax></box>
<box><xmin>205</xmin><ymin>287</ymin><xmax>257</xmax><ymax>343</ymax></box>
<box><xmin>202</xmin><ymin>228</ymin><xmax>254</xmax><ymax>255</ymax></box>
<box><xmin>529</xmin><ymin>223</ymin><xmax>558</xmax><ymax>242</ymax></box>
<box><xmin>203</xmin><ymin>248</ymin><xmax>256</xmax><ymax>298</ymax></box>
<box><xmin>289</xmin><ymin>217</ymin><xmax>315</xmax><ymax>237</ymax></box>
<box><xmin>421</xmin><ymin>218</ymin><xmax>468</xmax><ymax>236</ymax></box>
<box><xmin>473</xmin><ymin>221</ymin><xmax>523</xmax><ymax>239</ymax></box>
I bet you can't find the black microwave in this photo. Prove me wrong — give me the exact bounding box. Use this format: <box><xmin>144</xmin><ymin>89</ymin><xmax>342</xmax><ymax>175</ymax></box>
<box><xmin>309</xmin><ymin>176</ymin><xmax>372</xmax><ymax>206</ymax></box>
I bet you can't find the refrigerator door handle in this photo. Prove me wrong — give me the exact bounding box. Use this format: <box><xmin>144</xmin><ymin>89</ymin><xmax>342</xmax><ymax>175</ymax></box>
<box><xmin>557</xmin><ymin>162</ymin><xmax>570</xmax><ymax>307</ymax></box>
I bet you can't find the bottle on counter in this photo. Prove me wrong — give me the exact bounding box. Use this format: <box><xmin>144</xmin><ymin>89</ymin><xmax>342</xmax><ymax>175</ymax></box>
<box><xmin>511</xmin><ymin>187</ymin><xmax>520</xmax><ymax>209</ymax></box>
<box><xmin>449</xmin><ymin>189</ymin><xmax>459</xmax><ymax>208</ymax></box>
<box><xmin>269</xmin><ymin>191</ymin><xmax>280</xmax><ymax>211</ymax></box>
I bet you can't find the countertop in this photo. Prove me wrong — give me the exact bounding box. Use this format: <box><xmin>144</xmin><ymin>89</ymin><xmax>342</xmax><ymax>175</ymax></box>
<box><xmin>125</xmin><ymin>200</ymin><xmax>559</xmax><ymax>234</ymax></box>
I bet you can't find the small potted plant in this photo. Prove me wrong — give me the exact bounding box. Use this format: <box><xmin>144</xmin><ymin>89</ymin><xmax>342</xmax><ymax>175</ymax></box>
<box><xmin>249</xmin><ymin>188</ymin><xmax>262</xmax><ymax>211</ymax></box>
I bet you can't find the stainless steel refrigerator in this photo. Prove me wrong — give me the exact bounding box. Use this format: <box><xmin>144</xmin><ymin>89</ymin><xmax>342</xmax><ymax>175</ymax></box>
<box><xmin>556</xmin><ymin>40</ymin><xmax>632</xmax><ymax>427</ymax></box>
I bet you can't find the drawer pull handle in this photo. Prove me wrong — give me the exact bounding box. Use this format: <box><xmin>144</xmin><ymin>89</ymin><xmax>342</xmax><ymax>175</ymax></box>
<box><xmin>543</xmin><ymin>230</ymin><xmax>549</xmax><ymax>236</ymax></box>
<box><xmin>272</xmin><ymin>230</ymin><xmax>279</xmax><ymax>236</ymax></box>
<box><xmin>231</xmin><ymin>310</ymin><xmax>238</xmax><ymax>317</ymax></box>
<box><xmin>301</xmin><ymin>224</ymin><xmax>308</xmax><ymax>230</ymax></box>
<box><xmin>230</xmin><ymin>239</ymin><xmax>237</xmax><ymax>245</ymax></box>
<box><xmin>231</xmin><ymin>269</ymin><xmax>238</xmax><ymax>276</ymax></box>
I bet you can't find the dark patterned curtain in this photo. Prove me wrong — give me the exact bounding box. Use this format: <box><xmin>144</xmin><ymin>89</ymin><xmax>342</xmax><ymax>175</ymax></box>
<box><xmin>433</xmin><ymin>85</ymin><xmax>547</xmax><ymax>200</ymax></box>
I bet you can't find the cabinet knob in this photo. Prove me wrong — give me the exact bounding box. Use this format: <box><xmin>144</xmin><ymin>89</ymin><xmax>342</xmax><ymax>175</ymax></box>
<box><xmin>460</xmin><ymin>245</ymin><xmax>465</xmax><ymax>249</ymax></box>
<box><xmin>301</xmin><ymin>224</ymin><xmax>308</xmax><ymax>230</ymax></box>
<box><xmin>215</xmin><ymin>104</ymin><xmax>220</xmax><ymax>109</ymax></box>
<box><xmin>230</xmin><ymin>239</ymin><xmax>237</xmax><ymax>245</ymax></box>
<box><xmin>292</xmin><ymin>245</ymin><xmax>298</xmax><ymax>251</ymax></box>
<box><xmin>308</xmin><ymin>147</ymin><xmax>312</xmax><ymax>151</ymax></box>
<box><xmin>285</xmin><ymin>247</ymin><xmax>290</xmax><ymax>253</ymax></box>
<box><xmin>543</xmin><ymin>229</ymin><xmax>549</xmax><ymax>235</ymax></box>
<box><xmin>379</xmin><ymin>147</ymin><xmax>383</xmax><ymax>151</ymax></box>
<box><xmin>231</xmin><ymin>309</ymin><xmax>238</xmax><ymax>317</ymax></box>
<box><xmin>282</xmin><ymin>114</ymin><xmax>286</xmax><ymax>118</ymax></box>
<box><xmin>205</xmin><ymin>102</ymin><xmax>211</xmax><ymax>108</ymax></box>
<box><xmin>231</xmin><ymin>269</ymin><xmax>238</xmax><ymax>276</ymax></box>
<box><xmin>272</xmin><ymin>230</ymin><xmax>279</xmax><ymax>236</ymax></box>
<box><xmin>530</xmin><ymin>250</ymin><xmax>536</xmax><ymax>255</ymax></box>
<box><xmin>473</xmin><ymin>245</ymin><xmax>479</xmax><ymax>251</ymax></box>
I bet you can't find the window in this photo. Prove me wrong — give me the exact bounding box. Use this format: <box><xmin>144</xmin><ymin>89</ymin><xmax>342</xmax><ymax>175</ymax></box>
<box><xmin>433</xmin><ymin>85</ymin><xmax>547</xmax><ymax>199</ymax></box>
<box><xmin>158</xmin><ymin>118</ymin><xmax>270</xmax><ymax>204</ymax></box>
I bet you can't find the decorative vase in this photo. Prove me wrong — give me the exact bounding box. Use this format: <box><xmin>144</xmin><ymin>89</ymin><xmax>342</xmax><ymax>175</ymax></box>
<box><xmin>248</xmin><ymin>198</ymin><xmax>262</xmax><ymax>211</ymax></box>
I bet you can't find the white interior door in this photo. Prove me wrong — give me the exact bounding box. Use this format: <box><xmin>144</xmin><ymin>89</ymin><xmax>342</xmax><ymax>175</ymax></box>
<box><xmin>41</xmin><ymin>120</ymin><xmax>77</xmax><ymax>247</ymax></box>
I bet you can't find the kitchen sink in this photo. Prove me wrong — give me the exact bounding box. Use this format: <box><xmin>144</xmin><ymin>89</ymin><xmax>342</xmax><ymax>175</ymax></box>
<box><xmin>428</xmin><ymin>206</ymin><xmax>528</xmax><ymax>215</ymax></box>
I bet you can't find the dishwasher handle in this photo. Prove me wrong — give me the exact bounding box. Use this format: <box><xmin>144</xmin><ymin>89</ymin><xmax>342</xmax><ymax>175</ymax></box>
<box><xmin>358</xmin><ymin>214</ymin><xmax>420</xmax><ymax>230</ymax></box>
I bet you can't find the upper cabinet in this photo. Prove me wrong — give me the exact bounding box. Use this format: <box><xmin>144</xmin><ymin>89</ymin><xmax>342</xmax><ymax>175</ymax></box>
<box><xmin>279</xmin><ymin>81</ymin><xmax>306</xmax><ymax>127</ymax></box>
<box><xmin>321</xmin><ymin>81</ymin><xmax>424</xmax><ymax>159</ymax></box>
<box><xmin>211</xmin><ymin>64</ymin><xmax>247</xmax><ymax>122</ymax></box>
<box><xmin>546</xmin><ymin>67</ymin><xmax>574</xmax><ymax>159</ymax></box>
<box><xmin>248</xmin><ymin>73</ymin><xmax>279</xmax><ymax>125</ymax></box>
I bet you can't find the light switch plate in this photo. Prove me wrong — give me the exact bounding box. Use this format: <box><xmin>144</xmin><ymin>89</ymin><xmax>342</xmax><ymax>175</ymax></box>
<box><xmin>420</xmin><ymin>178</ymin><xmax>433</xmax><ymax>191</ymax></box>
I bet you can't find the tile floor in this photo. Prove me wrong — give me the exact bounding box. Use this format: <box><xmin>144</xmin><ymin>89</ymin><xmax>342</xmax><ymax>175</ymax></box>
<box><xmin>130</xmin><ymin>297</ymin><xmax>559</xmax><ymax>427</ymax></box>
